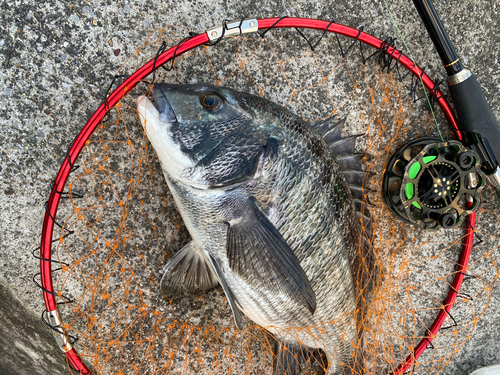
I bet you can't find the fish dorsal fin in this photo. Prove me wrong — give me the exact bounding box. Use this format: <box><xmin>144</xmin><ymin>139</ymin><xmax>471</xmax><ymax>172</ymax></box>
<box><xmin>317</xmin><ymin>116</ymin><xmax>378</xmax><ymax>334</ymax></box>
<box><xmin>226</xmin><ymin>198</ymin><xmax>316</xmax><ymax>314</ymax></box>
<box><xmin>314</xmin><ymin>116</ymin><xmax>373</xmax><ymax>233</ymax></box>
<box><xmin>313</xmin><ymin>116</ymin><xmax>364</xmax><ymax>157</ymax></box>
<box><xmin>207</xmin><ymin>254</ymin><xmax>245</xmax><ymax>330</ymax></box>
<box><xmin>336</xmin><ymin>154</ymin><xmax>366</xmax><ymax>173</ymax></box>
<box><xmin>330</xmin><ymin>134</ymin><xmax>359</xmax><ymax>156</ymax></box>
<box><xmin>343</xmin><ymin>170</ymin><xmax>368</xmax><ymax>186</ymax></box>
<box><xmin>312</xmin><ymin>116</ymin><xmax>344</xmax><ymax>139</ymax></box>
<box><xmin>160</xmin><ymin>241</ymin><xmax>219</xmax><ymax>296</ymax></box>
<box><xmin>315</xmin><ymin>116</ymin><xmax>374</xmax><ymax>273</ymax></box>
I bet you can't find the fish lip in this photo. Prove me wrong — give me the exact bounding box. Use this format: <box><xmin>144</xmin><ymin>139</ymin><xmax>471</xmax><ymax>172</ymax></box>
<box><xmin>152</xmin><ymin>83</ymin><xmax>178</xmax><ymax>123</ymax></box>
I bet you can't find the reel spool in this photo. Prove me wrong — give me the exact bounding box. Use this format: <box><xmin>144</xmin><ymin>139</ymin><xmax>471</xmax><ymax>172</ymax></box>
<box><xmin>383</xmin><ymin>137</ymin><xmax>485</xmax><ymax>230</ymax></box>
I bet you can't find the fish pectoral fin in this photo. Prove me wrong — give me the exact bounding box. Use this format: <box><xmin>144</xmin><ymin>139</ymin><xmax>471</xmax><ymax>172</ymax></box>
<box><xmin>226</xmin><ymin>198</ymin><xmax>316</xmax><ymax>314</ymax></box>
<box><xmin>160</xmin><ymin>241</ymin><xmax>219</xmax><ymax>297</ymax></box>
<box><xmin>207</xmin><ymin>254</ymin><xmax>245</xmax><ymax>330</ymax></box>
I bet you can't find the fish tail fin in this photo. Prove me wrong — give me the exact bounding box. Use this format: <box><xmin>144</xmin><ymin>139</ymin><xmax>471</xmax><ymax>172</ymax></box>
<box><xmin>160</xmin><ymin>241</ymin><xmax>219</xmax><ymax>297</ymax></box>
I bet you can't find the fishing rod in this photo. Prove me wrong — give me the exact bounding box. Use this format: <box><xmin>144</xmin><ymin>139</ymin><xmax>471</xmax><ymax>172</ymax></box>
<box><xmin>383</xmin><ymin>0</ymin><xmax>500</xmax><ymax>230</ymax></box>
<box><xmin>413</xmin><ymin>0</ymin><xmax>500</xmax><ymax>185</ymax></box>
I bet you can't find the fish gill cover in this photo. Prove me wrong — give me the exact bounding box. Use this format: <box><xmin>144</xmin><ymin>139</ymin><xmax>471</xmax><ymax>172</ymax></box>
<box><xmin>46</xmin><ymin>24</ymin><xmax>500</xmax><ymax>374</ymax></box>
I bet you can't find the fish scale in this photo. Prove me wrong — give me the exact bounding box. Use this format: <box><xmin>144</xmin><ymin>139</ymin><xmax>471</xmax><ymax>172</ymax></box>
<box><xmin>137</xmin><ymin>83</ymin><xmax>372</xmax><ymax>374</ymax></box>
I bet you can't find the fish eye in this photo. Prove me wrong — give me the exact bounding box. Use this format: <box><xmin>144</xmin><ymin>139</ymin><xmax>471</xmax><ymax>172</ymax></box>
<box><xmin>200</xmin><ymin>92</ymin><xmax>223</xmax><ymax>111</ymax></box>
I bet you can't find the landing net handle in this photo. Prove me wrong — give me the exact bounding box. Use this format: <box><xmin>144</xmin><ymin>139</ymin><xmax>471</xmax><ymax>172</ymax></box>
<box><xmin>39</xmin><ymin>18</ymin><xmax>473</xmax><ymax>374</ymax></box>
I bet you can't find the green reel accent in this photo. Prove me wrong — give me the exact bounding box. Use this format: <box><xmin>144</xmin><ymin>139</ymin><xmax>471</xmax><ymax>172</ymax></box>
<box><xmin>404</xmin><ymin>182</ymin><xmax>414</xmax><ymax>200</ymax></box>
<box><xmin>408</xmin><ymin>162</ymin><xmax>422</xmax><ymax>179</ymax></box>
<box><xmin>423</xmin><ymin>155</ymin><xmax>437</xmax><ymax>164</ymax></box>
<box><xmin>406</xmin><ymin>162</ymin><xmax>423</xmax><ymax>209</ymax></box>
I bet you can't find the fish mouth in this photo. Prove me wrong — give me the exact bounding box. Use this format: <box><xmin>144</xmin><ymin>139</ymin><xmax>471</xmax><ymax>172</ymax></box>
<box><xmin>152</xmin><ymin>84</ymin><xmax>178</xmax><ymax>123</ymax></box>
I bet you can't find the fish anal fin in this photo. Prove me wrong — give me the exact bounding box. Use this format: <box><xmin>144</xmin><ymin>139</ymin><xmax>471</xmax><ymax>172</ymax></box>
<box><xmin>227</xmin><ymin>198</ymin><xmax>316</xmax><ymax>314</ymax></box>
<box><xmin>160</xmin><ymin>241</ymin><xmax>219</xmax><ymax>297</ymax></box>
<box><xmin>272</xmin><ymin>340</ymin><xmax>325</xmax><ymax>375</ymax></box>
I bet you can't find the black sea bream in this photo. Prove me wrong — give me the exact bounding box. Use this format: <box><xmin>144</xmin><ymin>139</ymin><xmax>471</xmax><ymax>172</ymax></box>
<box><xmin>136</xmin><ymin>83</ymin><xmax>371</xmax><ymax>374</ymax></box>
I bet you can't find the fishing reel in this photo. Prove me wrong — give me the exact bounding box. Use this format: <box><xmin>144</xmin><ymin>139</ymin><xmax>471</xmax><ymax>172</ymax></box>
<box><xmin>383</xmin><ymin>137</ymin><xmax>485</xmax><ymax>231</ymax></box>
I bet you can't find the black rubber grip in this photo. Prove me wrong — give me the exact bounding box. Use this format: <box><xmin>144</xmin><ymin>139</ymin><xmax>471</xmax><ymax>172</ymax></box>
<box><xmin>449</xmin><ymin>74</ymin><xmax>500</xmax><ymax>166</ymax></box>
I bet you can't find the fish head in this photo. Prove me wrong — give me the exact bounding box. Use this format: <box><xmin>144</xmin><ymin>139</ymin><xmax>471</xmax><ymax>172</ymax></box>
<box><xmin>137</xmin><ymin>83</ymin><xmax>270</xmax><ymax>188</ymax></box>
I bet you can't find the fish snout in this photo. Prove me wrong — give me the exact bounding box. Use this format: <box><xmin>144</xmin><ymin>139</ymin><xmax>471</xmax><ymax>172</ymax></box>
<box><xmin>152</xmin><ymin>83</ymin><xmax>178</xmax><ymax>123</ymax></box>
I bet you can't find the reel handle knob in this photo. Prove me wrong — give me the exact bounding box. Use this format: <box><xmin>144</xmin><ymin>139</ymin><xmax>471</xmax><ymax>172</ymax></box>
<box><xmin>439</xmin><ymin>213</ymin><xmax>456</xmax><ymax>229</ymax></box>
<box><xmin>428</xmin><ymin>211</ymin><xmax>456</xmax><ymax>229</ymax></box>
<box><xmin>457</xmin><ymin>151</ymin><xmax>474</xmax><ymax>170</ymax></box>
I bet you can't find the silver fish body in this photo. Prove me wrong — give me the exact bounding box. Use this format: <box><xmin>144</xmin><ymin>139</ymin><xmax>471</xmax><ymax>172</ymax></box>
<box><xmin>136</xmin><ymin>84</ymin><xmax>366</xmax><ymax>374</ymax></box>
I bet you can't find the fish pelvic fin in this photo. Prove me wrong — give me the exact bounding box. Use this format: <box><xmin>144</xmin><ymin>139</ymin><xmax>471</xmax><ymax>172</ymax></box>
<box><xmin>160</xmin><ymin>241</ymin><xmax>219</xmax><ymax>297</ymax></box>
<box><xmin>226</xmin><ymin>197</ymin><xmax>316</xmax><ymax>314</ymax></box>
<box><xmin>207</xmin><ymin>254</ymin><xmax>245</xmax><ymax>330</ymax></box>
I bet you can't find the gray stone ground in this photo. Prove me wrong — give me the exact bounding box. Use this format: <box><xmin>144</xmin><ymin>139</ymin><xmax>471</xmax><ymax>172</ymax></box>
<box><xmin>0</xmin><ymin>279</ymin><xmax>68</xmax><ymax>375</ymax></box>
<box><xmin>1</xmin><ymin>0</ymin><xmax>499</xmax><ymax>374</ymax></box>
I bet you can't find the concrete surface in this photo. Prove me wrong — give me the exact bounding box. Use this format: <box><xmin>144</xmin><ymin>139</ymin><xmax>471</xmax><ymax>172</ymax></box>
<box><xmin>0</xmin><ymin>278</ymin><xmax>68</xmax><ymax>375</ymax></box>
<box><xmin>1</xmin><ymin>0</ymin><xmax>499</xmax><ymax>374</ymax></box>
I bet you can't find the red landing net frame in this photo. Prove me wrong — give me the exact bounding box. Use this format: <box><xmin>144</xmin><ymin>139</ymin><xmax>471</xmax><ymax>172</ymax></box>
<box><xmin>39</xmin><ymin>17</ymin><xmax>475</xmax><ymax>375</ymax></box>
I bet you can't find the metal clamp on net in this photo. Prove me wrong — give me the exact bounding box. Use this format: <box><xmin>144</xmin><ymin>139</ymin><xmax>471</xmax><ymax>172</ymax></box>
<box><xmin>45</xmin><ymin>308</ymin><xmax>74</xmax><ymax>353</ymax></box>
<box><xmin>206</xmin><ymin>18</ymin><xmax>259</xmax><ymax>43</ymax></box>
